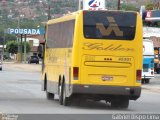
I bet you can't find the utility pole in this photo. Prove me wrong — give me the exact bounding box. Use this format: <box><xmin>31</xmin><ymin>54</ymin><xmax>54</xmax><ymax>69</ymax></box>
<box><xmin>24</xmin><ymin>34</ymin><xmax>27</xmax><ymax>64</ymax></box>
<box><xmin>118</xmin><ymin>0</ymin><xmax>121</xmax><ymax>10</ymax></box>
<box><xmin>17</xmin><ymin>16</ymin><xmax>21</xmax><ymax>62</ymax></box>
<box><xmin>48</xmin><ymin>5</ymin><xmax>51</xmax><ymax>20</ymax></box>
<box><xmin>48</xmin><ymin>0</ymin><xmax>51</xmax><ymax>20</ymax></box>
<box><xmin>78</xmin><ymin>0</ymin><xmax>81</xmax><ymax>10</ymax></box>
<box><xmin>2</xmin><ymin>29</ymin><xmax>6</xmax><ymax>64</ymax></box>
<box><xmin>20</xmin><ymin>34</ymin><xmax>23</xmax><ymax>63</ymax></box>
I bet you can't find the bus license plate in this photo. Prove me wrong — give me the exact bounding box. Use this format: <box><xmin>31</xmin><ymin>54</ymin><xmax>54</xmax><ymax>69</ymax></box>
<box><xmin>102</xmin><ymin>75</ymin><xmax>113</xmax><ymax>81</ymax></box>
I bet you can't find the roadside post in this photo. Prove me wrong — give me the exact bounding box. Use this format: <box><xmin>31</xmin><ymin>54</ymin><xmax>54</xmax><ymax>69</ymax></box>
<box><xmin>118</xmin><ymin>0</ymin><xmax>121</xmax><ymax>10</ymax></box>
<box><xmin>20</xmin><ymin>34</ymin><xmax>23</xmax><ymax>63</ymax></box>
<box><xmin>24</xmin><ymin>34</ymin><xmax>27</xmax><ymax>64</ymax></box>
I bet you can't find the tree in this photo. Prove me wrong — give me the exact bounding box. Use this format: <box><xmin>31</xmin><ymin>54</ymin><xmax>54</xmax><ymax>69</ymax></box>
<box><xmin>6</xmin><ymin>41</ymin><xmax>18</xmax><ymax>54</ymax></box>
<box><xmin>5</xmin><ymin>35</ymin><xmax>17</xmax><ymax>43</ymax></box>
<box><xmin>146</xmin><ymin>3</ymin><xmax>153</xmax><ymax>10</ymax></box>
<box><xmin>22</xmin><ymin>42</ymin><xmax>31</xmax><ymax>53</ymax></box>
<box><xmin>6</xmin><ymin>41</ymin><xmax>31</xmax><ymax>54</ymax></box>
<box><xmin>120</xmin><ymin>4</ymin><xmax>137</xmax><ymax>11</ymax></box>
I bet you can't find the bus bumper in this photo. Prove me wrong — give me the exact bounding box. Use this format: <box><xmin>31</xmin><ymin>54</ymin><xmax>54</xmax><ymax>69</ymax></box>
<box><xmin>141</xmin><ymin>76</ymin><xmax>154</xmax><ymax>79</ymax></box>
<box><xmin>71</xmin><ymin>85</ymin><xmax>141</xmax><ymax>100</ymax></box>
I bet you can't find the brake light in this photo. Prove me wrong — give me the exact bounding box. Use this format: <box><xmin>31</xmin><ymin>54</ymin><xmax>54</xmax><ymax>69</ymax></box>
<box><xmin>136</xmin><ymin>70</ymin><xmax>142</xmax><ymax>82</ymax></box>
<box><xmin>73</xmin><ymin>67</ymin><xmax>79</xmax><ymax>80</ymax></box>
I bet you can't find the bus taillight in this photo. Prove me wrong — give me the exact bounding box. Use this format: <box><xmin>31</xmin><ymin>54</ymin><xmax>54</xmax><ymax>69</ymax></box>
<box><xmin>73</xmin><ymin>67</ymin><xmax>79</xmax><ymax>80</ymax></box>
<box><xmin>136</xmin><ymin>70</ymin><xmax>142</xmax><ymax>82</ymax></box>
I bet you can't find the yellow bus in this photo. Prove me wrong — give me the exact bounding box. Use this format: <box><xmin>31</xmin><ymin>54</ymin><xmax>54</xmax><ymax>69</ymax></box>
<box><xmin>39</xmin><ymin>10</ymin><xmax>143</xmax><ymax>108</ymax></box>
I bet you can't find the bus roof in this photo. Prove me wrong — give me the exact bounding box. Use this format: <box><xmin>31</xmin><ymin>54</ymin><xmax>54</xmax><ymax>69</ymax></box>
<box><xmin>47</xmin><ymin>11</ymin><xmax>80</xmax><ymax>25</ymax></box>
<box><xmin>47</xmin><ymin>10</ymin><xmax>138</xmax><ymax>25</ymax></box>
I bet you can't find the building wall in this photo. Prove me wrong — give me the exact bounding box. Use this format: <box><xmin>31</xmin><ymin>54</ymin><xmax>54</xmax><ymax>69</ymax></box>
<box><xmin>21</xmin><ymin>38</ymin><xmax>39</xmax><ymax>47</ymax></box>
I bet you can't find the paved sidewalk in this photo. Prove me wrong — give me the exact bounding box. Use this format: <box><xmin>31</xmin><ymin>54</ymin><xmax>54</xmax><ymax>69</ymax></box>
<box><xmin>142</xmin><ymin>75</ymin><xmax>160</xmax><ymax>93</ymax></box>
<box><xmin>2</xmin><ymin>61</ymin><xmax>41</xmax><ymax>72</ymax></box>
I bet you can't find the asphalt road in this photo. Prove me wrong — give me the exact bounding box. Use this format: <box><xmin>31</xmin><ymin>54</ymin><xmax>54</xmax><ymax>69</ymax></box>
<box><xmin>0</xmin><ymin>62</ymin><xmax>160</xmax><ymax>115</ymax></box>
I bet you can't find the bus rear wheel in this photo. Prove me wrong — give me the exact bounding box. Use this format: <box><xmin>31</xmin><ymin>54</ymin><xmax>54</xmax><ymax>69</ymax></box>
<box><xmin>59</xmin><ymin>81</ymin><xmax>71</xmax><ymax>106</ymax></box>
<box><xmin>62</xmin><ymin>83</ymin><xmax>71</xmax><ymax>106</ymax></box>
<box><xmin>141</xmin><ymin>79</ymin><xmax>145</xmax><ymax>84</ymax></box>
<box><xmin>46</xmin><ymin>92</ymin><xmax>55</xmax><ymax>100</ymax></box>
<box><xmin>45</xmin><ymin>77</ymin><xmax>55</xmax><ymax>100</ymax></box>
<box><xmin>142</xmin><ymin>79</ymin><xmax>150</xmax><ymax>84</ymax></box>
<box><xmin>156</xmin><ymin>69</ymin><xmax>160</xmax><ymax>74</ymax></box>
<box><xmin>145</xmin><ymin>79</ymin><xmax>150</xmax><ymax>84</ymax></box>
<box><xmin>59</xmin><ymin>83</ymin><xmax>64</xmax><ymax>105</ymax></box>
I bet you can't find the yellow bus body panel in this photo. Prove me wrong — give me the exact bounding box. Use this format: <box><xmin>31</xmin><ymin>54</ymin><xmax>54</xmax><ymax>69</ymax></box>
<box><xmin>71</xmin><ymin>11</ymin><xmax>142</xmax><ymax>87</ymax></box>
<box><xmin>42</xmin><ymin>10</ymin><xmax>142</xmax><ymax>99</ymax></box>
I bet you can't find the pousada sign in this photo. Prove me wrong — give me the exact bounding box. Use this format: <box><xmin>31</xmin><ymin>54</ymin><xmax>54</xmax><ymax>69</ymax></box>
<box><xmin>7</xmin><ymin>28</ymin><xmax>45</xmax><ymax>35</ymax></box>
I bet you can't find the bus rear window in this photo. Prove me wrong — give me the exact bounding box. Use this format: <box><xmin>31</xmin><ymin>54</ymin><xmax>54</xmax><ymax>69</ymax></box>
<box><xmin>83</xmin><ymin>11</ymin><xmax>137</xmax><ymax>40</ymax></box>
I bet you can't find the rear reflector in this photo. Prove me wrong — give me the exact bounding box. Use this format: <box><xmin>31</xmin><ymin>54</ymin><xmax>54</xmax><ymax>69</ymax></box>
<box><xmin>136</xmin><ymin>70</ymin><xmax>142</xmax><ymax>82</ymax></box>
<box><xmin>73</xmin><ymin>67</ymin><xmax>79</xmax><ymax>80</ymax></box>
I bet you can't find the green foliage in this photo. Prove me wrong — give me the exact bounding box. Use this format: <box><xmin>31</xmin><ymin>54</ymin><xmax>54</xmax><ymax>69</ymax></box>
<box><xmin>22</xmin><ymin>42</ymin><xmax>31</xmax><ymax>53</ymax></box>
<box><xmin>50</xmin><ymin>0</ymin><xmax>77</xmax><ymax>14</ymax></box>
<box><xmin>106</xmin><ymin>0</ymin><xmax>118</xmax><ymax>10</ymax></box>
<box><xmin>6</xmin><ymin>41</ymin><xmax>18</xmax><ymax>54</ymax></box>
<box><xmin>6</xmin><ymin>41</ymin><xmax>31</xmax><ymax>54</ymax></box>
<box><xmin>146</xmin><ymin>4</ymin><xmax>153</xmax><ymax>10</ymax></box>
<box><xmin>0</xmin><ymin>22</ymin><xmax>17</xmax><ymax>45</ymax></box>
<box><xmin>5</xmin><ymin>35</ymin><xmax>17</xmax><ymax>43</ymax></box>
<box><xmin>120</xmin><ymin>4</ymin><xmax>137</xmax><ymax>11</ymax></box>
